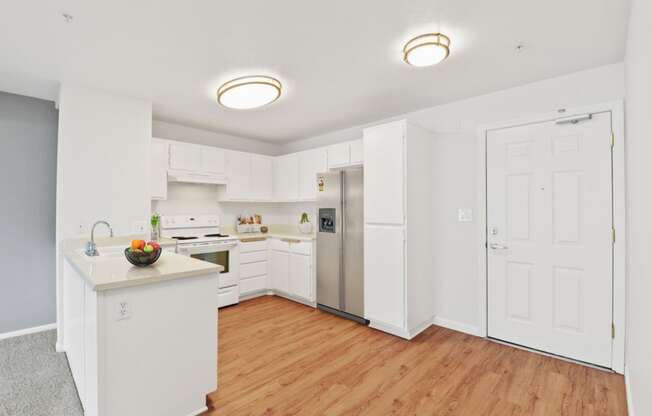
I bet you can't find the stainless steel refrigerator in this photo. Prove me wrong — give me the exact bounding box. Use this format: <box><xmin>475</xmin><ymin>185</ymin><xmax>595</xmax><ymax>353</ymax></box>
<box><xmin>316</xmin><ymin>168</ymin><xmax>366</xmax><ymax>323</ymax></box>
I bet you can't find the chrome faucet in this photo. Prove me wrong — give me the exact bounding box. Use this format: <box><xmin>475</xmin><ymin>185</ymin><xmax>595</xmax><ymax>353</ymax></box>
<box><xmin>85</xmin><ymin>220</ymin><xmax>114</xmax><ymax>256</ymax></box>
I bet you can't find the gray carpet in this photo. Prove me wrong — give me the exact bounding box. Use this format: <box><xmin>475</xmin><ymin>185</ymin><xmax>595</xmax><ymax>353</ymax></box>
<box><xmin>0</xmin><ymin>330</ymin><xmax>83</xmax><ymax>416</ymax></box>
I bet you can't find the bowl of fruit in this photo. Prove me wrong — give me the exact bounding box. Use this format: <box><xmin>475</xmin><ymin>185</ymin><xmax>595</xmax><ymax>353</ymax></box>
<box><xmin>125</xmin><ymin>240</ymin><xmax>162</xmax><ymax>267</ymax></box>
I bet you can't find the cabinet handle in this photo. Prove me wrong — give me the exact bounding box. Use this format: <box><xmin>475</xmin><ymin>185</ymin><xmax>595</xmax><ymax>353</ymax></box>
<box><xmin>281</xmin><ymin>238</ymin><xmax>301</xmax><ymax>243</ymax></box>
<box><xmin>241</xmin><ymin>237</ymin><xmax>266</xmax><ymax>243</ymax></box>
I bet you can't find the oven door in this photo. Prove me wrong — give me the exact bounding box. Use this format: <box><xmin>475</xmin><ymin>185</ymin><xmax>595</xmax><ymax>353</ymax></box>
<box><xmin>178</xmin><ymin>242</ymin><xmax>239</xmax><ymax>288</ymax></box>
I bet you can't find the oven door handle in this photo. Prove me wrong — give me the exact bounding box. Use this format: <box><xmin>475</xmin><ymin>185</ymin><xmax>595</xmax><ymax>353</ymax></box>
<box><xmin>179</xmin><ymin>242</ymin><xmax>236</xmax><ymax>255</ymax></box>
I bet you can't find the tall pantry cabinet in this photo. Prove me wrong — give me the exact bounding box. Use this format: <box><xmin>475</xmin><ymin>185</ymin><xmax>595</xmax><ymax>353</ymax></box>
<box><xmin>363</xmin><ymin>119</ymin><xmax>434</xmax><ymax>339</ymax></box>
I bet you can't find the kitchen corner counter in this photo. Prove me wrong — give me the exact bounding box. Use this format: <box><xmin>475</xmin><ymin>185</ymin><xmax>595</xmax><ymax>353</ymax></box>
<box><xmin>63</xmin><ymin>243</ymin><xmax>221</xmax><ymax>291</ymax></box>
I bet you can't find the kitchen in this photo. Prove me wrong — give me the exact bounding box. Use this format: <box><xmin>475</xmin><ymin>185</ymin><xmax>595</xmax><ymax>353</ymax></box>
<box><xmin>0</xmin><ymin>1</ymin><xmax>649</xmax><ymax>415</ymax></box>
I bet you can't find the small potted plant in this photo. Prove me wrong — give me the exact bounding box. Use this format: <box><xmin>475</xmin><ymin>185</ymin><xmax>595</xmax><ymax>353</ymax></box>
<box><xmin>298</xmin><ymin>212</ymin><xmax>312</xmax><ymax>234</ymax></box>
<box><xmin>150</xmin><ymin>213</ymin><xmax>160</xmax><ymax>241</ymax></box>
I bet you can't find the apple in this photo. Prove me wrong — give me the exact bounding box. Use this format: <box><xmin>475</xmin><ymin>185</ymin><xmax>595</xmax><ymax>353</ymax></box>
<box><xmin>143</xmin><ymin>244</ymin><xmax>154</xmax><ymax>254</ymax></box>
<box><xmin>149</xmin><ymin>242</ymin><xmax>161</xmax><ymax>251</ymax></box>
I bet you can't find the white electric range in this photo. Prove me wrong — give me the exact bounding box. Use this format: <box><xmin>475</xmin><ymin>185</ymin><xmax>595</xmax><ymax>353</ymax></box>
<box><xmin>160</xmin><ymin>214</ymin><xmax>240</xmax><ymax>307</ymax></box>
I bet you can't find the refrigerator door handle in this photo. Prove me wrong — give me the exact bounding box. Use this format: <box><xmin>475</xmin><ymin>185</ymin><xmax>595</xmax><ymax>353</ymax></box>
<box><xmin>339</xmin><ymin>170</ymin><xmax>345</xmax><ymax>311</ymax></box>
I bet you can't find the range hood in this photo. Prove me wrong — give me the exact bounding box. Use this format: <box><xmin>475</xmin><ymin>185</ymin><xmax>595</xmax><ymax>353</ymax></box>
<box><xmin>167</xmin><ymin>170</ymin><xmax>227</xmax><ymax>185</ymax></box>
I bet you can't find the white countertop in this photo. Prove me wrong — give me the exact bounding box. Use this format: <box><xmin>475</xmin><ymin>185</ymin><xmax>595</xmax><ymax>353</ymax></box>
<box><xmin>223</xmin><ymin>225</ymin><xmax>316</xmax><ymax>242</ymax></box>
<box><xmin>233</xmin><ymin>231</ymin><xmax>315</xmax><ymax>241</ymax></box>
<box><xmin>62</xmin><ymin>237</ymin><xmax>220</xmax><ymax>291</ymax></box>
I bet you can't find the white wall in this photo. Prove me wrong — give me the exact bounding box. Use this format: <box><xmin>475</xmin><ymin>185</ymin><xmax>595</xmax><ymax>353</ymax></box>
<box><xmin>57</xmin><ymin>86</ymin><xmax>152</xmax><ymax>238</ymax></box>
<box><xmin>56</xmin><ymin>85</ymin><xmax>152</xmax><ymax>347</ymax></box>
<box><xmin>152</xmin><ymin>120</ymin><xmax>282</xmax><ymax>156</ymax></box>
<box><xmin>282</xmin><ymin>63</ymin><xmax>625</xmax><ymax>332</ymax></box>
<box><xmin>152</xmin><ymin>182</ymin><xmax>316</xmax><ymax>229</ymax></box>
<box><xmin>624</xmin><ymin>0</ymin><xmax>652</xmax><ymax>414</ymax></box>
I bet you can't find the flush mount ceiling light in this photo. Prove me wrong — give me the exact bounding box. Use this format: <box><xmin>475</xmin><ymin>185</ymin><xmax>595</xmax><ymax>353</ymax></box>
<box><xmin>403</xmin><ymin>33</ymin><xmax>451</xmax><ymax>67</ymax></box>
<box><xmin>216</xmin><ymin>75</ymin><xmax>282</xmax><ymax>110</ymax></box>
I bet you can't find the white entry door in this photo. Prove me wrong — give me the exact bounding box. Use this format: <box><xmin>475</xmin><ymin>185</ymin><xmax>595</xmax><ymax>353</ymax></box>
<box><xmin>487</xmin><ymin>111</ymin><xmax>613</xmax><ymax>368</ymax></box>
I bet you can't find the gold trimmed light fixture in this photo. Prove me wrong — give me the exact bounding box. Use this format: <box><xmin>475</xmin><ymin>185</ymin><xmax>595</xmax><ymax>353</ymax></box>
<box><xmin>403</xmin><ymin>33</ymin><xmax>451</xmax><ymax>67</ymax></box>
<box><xmin>217</xmin><ymin>75</ymin><xmax>282</xmax><ymax>110</ymax></box>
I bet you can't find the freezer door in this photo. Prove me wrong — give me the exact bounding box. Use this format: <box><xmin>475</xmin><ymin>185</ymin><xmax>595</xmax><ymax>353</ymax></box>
<box><xmin>316</xmin><ymin>171</ymin><xmax>342</xmax><ymax>310</ymax></box>
<box><xmin>342</xmin><ymin>168</ymin><xmax>364</xmax><ymax>317</ymax></box>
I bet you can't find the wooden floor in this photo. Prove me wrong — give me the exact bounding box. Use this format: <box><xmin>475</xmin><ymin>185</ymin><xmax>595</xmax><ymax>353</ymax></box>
<box><xmin>205</xmin><ymin>296</ymin><xmax>627</xmax><ymax>416</ymax></box>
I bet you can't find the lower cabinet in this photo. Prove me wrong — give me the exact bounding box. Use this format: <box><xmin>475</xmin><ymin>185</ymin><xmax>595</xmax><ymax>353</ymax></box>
<box><xmin>269</xmin><ymin>238</ymin><xmax>314</xmax><ymax>302</ymax></box>
<box><xmin>238</xmin><ymin>237</ymin><xmax>315</xmax><ymax>303</ymax></box>
<box><xmin>270</xmin><ymin>249</ymin><xmax>289</xmax><ymax>293</ymax></box>
<box><xmin>239</xmin><ymin>239</ymin><xmax>269</xmax><ymax>297</ymax></box>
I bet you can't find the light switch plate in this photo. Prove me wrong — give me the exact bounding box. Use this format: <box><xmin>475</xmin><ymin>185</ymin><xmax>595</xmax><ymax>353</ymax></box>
<box><xmin>458</xmin><ymin>208</ymin><xmax>473</xmax><ymax>222</ymax></box>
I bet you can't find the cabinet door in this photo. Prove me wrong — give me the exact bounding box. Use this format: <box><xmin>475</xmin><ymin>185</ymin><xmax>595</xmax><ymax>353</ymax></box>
<box><xmin>364</xmin><ymin>225</ymin><xmax>405</xmax><ymax>328</ymax></box>
<box><xmin>225</xmin><ymin>151</ymin><xmax>252</xmax><ymax>200</ymax></box>
<box><xmin>289</xmin><ymin>253</ymin><xmax>311</xmax><ymax>300</ymax></box>
<box><xmin>270</xmin><ymin>250</ymin><xmax>289</xmax><ymax>293</ymax></box>
<box><xmin>327</xmin><ymin>142</ymin><xmax>350</xmax><ymax>168</ymax></box>
<box><xmin>150</xmin><ymin>139</ymin><xmax>168</xmax><ymax>200</ymax></box>
<box><xmin>298</xmin><ymin>148</ymin><xmax>328</xmax><ymax>200</ymax></box>
<box><xmin>273</xmin><ymin>154</ymin><xmax>299</xmax><ymax>201</ymax></box>
<box><xmin>201</xmin><ymin>146</ymin><xmax>225</xmax><ymax>175</ymax></box>
<box><xmin>169</xmin><ymin>142</ymin><xmax>201</xmax><ymax>172</ymax></box>
<box><xmin>363</xmin><ymin>121</ymin><xmax>405</xmax><ymax>224</ymax></box>
<box><xmin>251</xmin><ymin>155</ymin><xmax>273</xmax><ymax>200</ymax></box>
<box><xmin>349</xmin><ymin>139</ymin><xmax>363</xmax><ymax>165</ymax></box>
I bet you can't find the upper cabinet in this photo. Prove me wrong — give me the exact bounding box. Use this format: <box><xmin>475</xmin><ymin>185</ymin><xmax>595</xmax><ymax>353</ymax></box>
<box><xmin>220</xmin><ymin>152</ymin><xmax>273</xmax><ymax>201</ymax></box>
<box><xmin>298</xmin><ymin>148</ymin><xmax>328</xmax><ymax>201</ymax></box>
<box><xmin>159</xmin><ymin>139</ymin><xmax>360</xmax><ymax>203</ymax></box>
<box><xmin>251</xmin><ymin>155</ymin><xmax>274</xmax><ymax>201</ymax></box>
<box><xmin>273</xmin><ymin>154</ymin><xmax>299</xmax><ymax>201</ymax></box>
<box><xmin>327</xmin><ymin>139</ymin><xmax>363</xmax><ymax>169</ymax></box>
<box><xmin>349</xmin><ymin>139</ymin><xmax>363</xmax><ymax>165</ymax></box>
<box><xmin>150</xmin><ymin>139</ymin><xmax>169</xmax><ymax>200</ymax></box>
<box><xmin>364</xmin><ymin>123</ymin><xmax>405</xmax><ymax>224</ymax></box>
<box><xmin>201</xmin><ymin>147</ymin><xmax>225</xmax><ymax>175</ymax></box>
<box><xmin>224</xmin><ymin>150</ymin><xmax>251</xmax><ymax>200</ymax></box>
<box><xmin>169</xmin><ymin>142</ymin><xmax>201</xmax><ymax>172</ymax></box>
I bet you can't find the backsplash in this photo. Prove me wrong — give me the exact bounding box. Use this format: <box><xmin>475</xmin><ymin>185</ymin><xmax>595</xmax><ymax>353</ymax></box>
<box><xmin>151</xmin><ymin>182</ymin><xmax>317</xmax><ymax>227</ymax></box>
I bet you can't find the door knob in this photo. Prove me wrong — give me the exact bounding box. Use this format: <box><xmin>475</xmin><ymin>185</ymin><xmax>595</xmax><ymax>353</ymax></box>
<box><xmin>490</xmin><ymin>243</ymin><xmax>509</xmax><ymax>250</ymax></box>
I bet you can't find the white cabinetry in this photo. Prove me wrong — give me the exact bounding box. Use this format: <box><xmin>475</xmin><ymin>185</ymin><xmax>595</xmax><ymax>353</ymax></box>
<box><xmin>363</xmin><ymin>120</ymin><xmax>433</xmax><ymax>339</ymax></box>
<box><xmin>327</xmin><ymin>140</ymin><xmax>363</xmax><ymax>169</ymax></box>
<box><xmin>201</xmin><ymin>146</ymin><xmax>225</xmax><ymax>175</ymax></box>
<box><xmin>251</xmin><ymin>155</ymin><xmax>274</xmax><ymax>200</ymax></box>
<box><xmin>239</xmin><ymin>239</ymin><xmax>269</xmax><ymax>296</ymax></box>
<box><xmin>224</xmin><ymin>150</ymin><xmax>251</xmax><ymax>200</ymax></box>
<box><xmin>349</xmin><ymin>139</ymin><xmax>364</xmax><ymax>165</ymax></box>
<box><xmin>273</xmin><ymin>154</ymin><xmax>299</xmax><ymax>201</ymax></box>
<box><xmin>221</xmin><ymin>152</ymin><xmax>273</xmax><ymax>201</ymax></box>
<box><xmin>269</xmin><ymin>238</ymin><xmax>314</xmax><ymax>302</ymax></box>
<box><xmin>150</xmin><ymin>139</ymin><xmax>168</xmax><ymax>200</ymax></box>
<box><xmin>169</xmin><ymin>142</ymin><xmax>202</xmax><ymax>172</ymax></box>
<box><xmin>298</xmin><ymin>148</ymin><xmax>328</xmax><ymax>200</ymax></box>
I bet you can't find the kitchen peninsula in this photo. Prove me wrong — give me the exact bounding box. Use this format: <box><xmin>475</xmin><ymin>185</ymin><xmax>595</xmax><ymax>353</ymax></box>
<box><xmin>59</xmin><ymin>236</ymin><xmax>221</xmax><ymax>416</ymax></box>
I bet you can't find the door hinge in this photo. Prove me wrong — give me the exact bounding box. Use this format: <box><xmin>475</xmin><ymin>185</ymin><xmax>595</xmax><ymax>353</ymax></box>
<box><xmin>612</xmin><ymin>323</ymin><xmax>615</xmax><ymax>339</ymax></box>
<box><xmin>611</xmin><ymin>131</ymin><xmax>615</xmax><ymax>148</ymax></box>
<box><xmin>612</xmin><ymin>227</ymin><xmax>616</xmax><ymax>244</ymax></box>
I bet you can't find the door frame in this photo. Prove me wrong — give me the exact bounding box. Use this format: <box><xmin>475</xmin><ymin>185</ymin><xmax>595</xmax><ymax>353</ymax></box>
<box><xmin>476</xmin><ymin>100</ymin><xmax>626</xmax><ymax>374</ymax></box>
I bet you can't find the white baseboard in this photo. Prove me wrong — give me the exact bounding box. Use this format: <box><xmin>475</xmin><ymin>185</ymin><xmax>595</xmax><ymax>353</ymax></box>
<box><xmin>185</xmin><ymin>406</ymin><xmax>208</xmax><ymax>416</ymax></box>
<box><xmin>408</xmin><ymin>317</ymin><xmax>433</xmax><ymax>339</ymax></box>
<box><xmin>625</xmin><ymin>366</ymin><xmax>635</xmax><ymax>416</ymax></box>
<box><xmin>369</xmin><ymin>320</ymin><xmax>410</xmax><ymax>339</ymax></box>
<box><xmin>432</xmin><ymin>316</ymin><xmax>482</xmax><ymax>337</ymax></box>
<box><xmin>0</xmin><ymin>323</ymin><xmax>57</xmax><ymax>341</ymax></box>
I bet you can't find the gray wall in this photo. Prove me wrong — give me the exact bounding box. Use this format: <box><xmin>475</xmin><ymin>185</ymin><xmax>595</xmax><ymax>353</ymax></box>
<box><xmin>0</xmin><ymin>91</ymin><xmax>58</xmax><ymax>333</ymax></box>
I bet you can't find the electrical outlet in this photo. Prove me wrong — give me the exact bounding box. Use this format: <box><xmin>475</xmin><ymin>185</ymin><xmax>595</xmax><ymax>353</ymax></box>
<box><xmin>77</xmin><ymin>223</ymin><xmax>86</xmax><ymax>235</ymax></box>
<box><xmin>133</xmin><ymin>221</ymin><xmax>147</xmax><ymax>234</ymax></box>
<box><xmin>117</xmin><ymin>300</ymin><xmax>131</xmax><ymax>321</ymax></box>
<box><xmin>458</xmin><ymin>208</ymin><xmax>473</xmax><ymax>222</ymax></box>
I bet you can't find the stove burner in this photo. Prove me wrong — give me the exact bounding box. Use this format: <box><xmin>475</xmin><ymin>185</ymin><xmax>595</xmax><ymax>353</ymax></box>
<box><xmin>204</xmin><ymin>233</ymin><xmax>230</xmax><ymax>238</ymax></box>
<box><xmin>171</xmin><ymin>236</ymin><xmax>199</xmax><ymax>240</ymax></box>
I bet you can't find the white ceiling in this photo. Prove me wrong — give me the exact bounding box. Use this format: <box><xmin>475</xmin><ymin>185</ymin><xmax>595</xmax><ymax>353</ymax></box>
<box><xmin>0</xmin><ymin>0</ymin><xmax>630</xmax><ymax>143</ymax></box>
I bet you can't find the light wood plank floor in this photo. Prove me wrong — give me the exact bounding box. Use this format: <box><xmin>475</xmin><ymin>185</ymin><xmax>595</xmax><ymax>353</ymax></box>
<box><xmin>205</xmin><ymin>296</ymin><xmax>627</xmax><ymax>416</ymax></box>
